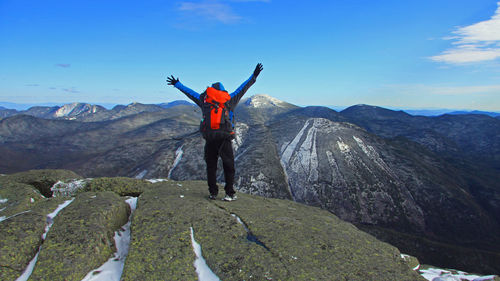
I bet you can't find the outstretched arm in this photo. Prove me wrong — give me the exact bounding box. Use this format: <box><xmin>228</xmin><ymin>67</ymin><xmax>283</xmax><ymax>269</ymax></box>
<box><xmin>229</xmin><ymin>63</ymin><xmax>263</xmax><ymax>105</ymax></box>
<box><xmin>167</xmin><ymin>75</ymin><xmax>202</xmax><ymax>107</ymax></box>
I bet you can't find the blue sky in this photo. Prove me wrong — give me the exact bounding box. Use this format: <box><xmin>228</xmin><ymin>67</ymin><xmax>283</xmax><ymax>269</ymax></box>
<box><xmin>1</xmin><ymin>0</ymin><xmax>500</xmax><ymax>110</ymax></box>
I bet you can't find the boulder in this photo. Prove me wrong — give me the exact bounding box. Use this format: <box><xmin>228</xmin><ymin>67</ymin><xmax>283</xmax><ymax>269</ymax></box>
<box><xmin>0</xmin><ymin>180</ymin><xmax>44</xmax><ymax>218</ymax></box>
<box><xmin>82</xmin><ymin>177</ymin><xmax>151</xmax><ymax>196</ymax></box>
<box><xmin>0</xmin><ymin>198</ymin><xmax>66</xmax><ymax>280</ymax></box>
<box><xmin>123</xmin><ymin>180</ymin><xmax>423</xmax><ymax>280</ymax></box>
<box><xmin>29</xmin><ymin>191</ymin><xmax>129</xmax><ymax>281</ymax></box>
<box><xmin>3</xmin><ymin>169</ymin><xmax>81</xmax><ymax>197</ymax></box>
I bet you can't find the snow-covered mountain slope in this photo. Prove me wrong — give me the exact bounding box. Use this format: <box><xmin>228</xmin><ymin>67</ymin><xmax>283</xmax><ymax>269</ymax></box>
<box><xmin>244</xmin><ymin>94</ymin><xmax>290</xmax><ymax>108</ymax></box>
<box><xmin>53</xmin><ymin>102</ymin><xmax>105</xmax><ymax>118</ymax></box>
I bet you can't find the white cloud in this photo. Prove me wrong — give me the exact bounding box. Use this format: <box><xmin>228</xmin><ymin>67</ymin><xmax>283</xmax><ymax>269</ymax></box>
<box><xmin>430</xmin><ymin>2</ymin><xmax>500</xmax><ymax>64</ymax></box>
<box><xmin>179</xmin><ymin>1</ymin><xmax>242</xmax><ymax>24</ymax></box>
<box><xmin>431</xmin><ymin>45</ymin><xmax>500</xmax><ymax>64</ymax></box>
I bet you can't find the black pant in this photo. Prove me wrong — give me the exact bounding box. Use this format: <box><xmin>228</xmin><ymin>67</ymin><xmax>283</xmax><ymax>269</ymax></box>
<box><xmin>204</xmin><ymin>138</ymin><xmax>235</xmax><ymax>196</ymax></box>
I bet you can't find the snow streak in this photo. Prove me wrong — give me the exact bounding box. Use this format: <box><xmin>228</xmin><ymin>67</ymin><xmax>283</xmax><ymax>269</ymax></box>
<box><xmin>280</xmin><ymin>119</ymin><xmax>311</xmax><ymax>167</ymax></box>
<box><xmin>16</xmin><ymin>198</ymin><xmax>75</xmax><ymax>281</ymax></box>
<box><xmin>419</xmin><ymin>267</ymin><xmax>496</xmax><ymax>281</ymax></box>
<box><xmin>81</xmin><ymin>197</ymin><xmax>138</xmax><ymax>281</ymax></box>
<box><xmin>134</xmin><ymin>170</ymin><xmax>147</xmax><ymax>179</ymax></box>
<box><xmin>168</xmin><ymin>145</ymin><xmax>184</xmax><ymax>179</ymax></box>
<box><xmin>0</xmin><ymin>210</ymin><xmax>31</xmax><ymax>223</ymax></box>
<box><xmin>190</xmin><ymin>227</ymin><xmax>220</xmax><ymax>281</ymax></box>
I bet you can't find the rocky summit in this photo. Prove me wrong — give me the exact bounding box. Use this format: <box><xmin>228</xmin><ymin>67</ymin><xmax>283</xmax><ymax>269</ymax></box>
<box><xmin>0</xmin><ymin>170</ymin><xmax>424</xmax><ymax>281</ymax></box>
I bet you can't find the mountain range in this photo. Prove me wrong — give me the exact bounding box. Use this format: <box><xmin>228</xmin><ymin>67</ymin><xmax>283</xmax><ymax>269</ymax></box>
<box><xmin>1</xmin><ymin>95</ymin><xmax>499</xmax><ymax>274</ymax></box>
<box><xmin>2</xmin><ymin>101</ymin><xmax>500</xmax><ymax>118</ymax></box>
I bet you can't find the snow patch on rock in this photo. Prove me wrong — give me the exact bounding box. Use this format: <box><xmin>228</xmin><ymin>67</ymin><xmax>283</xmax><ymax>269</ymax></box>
<box><xmin>352</xmin><ymin>135</ymin><xmax>394</xmax><ymax>176</ymax></box>
<box><xmin>168</xmin><ymin>145</ymin><xmax>184</xmax><ymax>179</ymax></box>
<box><xmin>190</xmin><ymin>227</ymin><xmax>220</xmax><ymax>281</ymax></box>
<box><xmin>51</xmin><ymin>179</ymin><xmax>90</xmax><ymax>197</ymax></box>
<box><xmin>336</xmin><ymin>137</ymin><xmax>355</xmax><ymax>166</ymax></box>
<box><xmin>135</xmin><ymin>170</ymin><xmax>148</xmax><ymax>179</ymax></box>
<box><xmin>281</xmin><ymin>119</ymin><xmax>311</xmax><ymax>166</ymax></box>
<box><xmin>233</xmin><ymin>123</ymin><xmax>249</xmax><ymax>152</ymax></box>
<box><xmin>245</xmin><ymin>94</ymin><xmax>287</xmax><ymax>108</ymax></box>
<box><xmin>419</xmin><ymin>267</ymin><xmax>496</xmax><ymax>281</ymax></box>
<box><xmin>16</xmin><ymin>199</ymin><xmax>75</xmax><ymax>281</ymax></box>
<box><xmin>337</xmin><ymin>139</ymin><xmax>350</xmax><ymax>153</ymax></box>
<box><xmin>81</xmin><ymin>197</ymin><xmax>138</xmax><ymax>281</ymax></box>
<box><xmin>146</xmin><ymin>179</ymin><xmax>168</xmax><ymax>183</ymax></box>
<box><xmin>249</xmin><ymin>172</ymin><xmax>270</xmax><ymax>190</ymax></box>
<box><xmin>0</xmin><ymin>210</ymin><xmax>31</xmax><ymax>223</ymax></box>
<box><xmin>280</xmin><ymin>118</ymin><xmax>335</xmax><ymax>202</ymax></box>
<box><xmin>54</xmin><ymin>102</ymin><xmax>80</xmax><ymax>117</ymax></box>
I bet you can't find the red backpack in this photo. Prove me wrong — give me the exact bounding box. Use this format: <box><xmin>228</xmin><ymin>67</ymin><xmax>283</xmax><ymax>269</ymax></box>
<box><xmin>200</xmin><ymin>87</ymin><xmax>234</xmax><ymax>140</ymax></box>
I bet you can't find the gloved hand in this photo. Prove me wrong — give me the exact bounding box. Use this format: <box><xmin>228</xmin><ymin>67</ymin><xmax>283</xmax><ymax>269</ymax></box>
<box><xmin>253</xmin><ymin>63</ymin><xmax>263</xmax><ymax>78</ymax></box>
<box><xmin>166</xmin><ymin>75</ymin><xmax>179</xmax><ymax>86</ymax></box>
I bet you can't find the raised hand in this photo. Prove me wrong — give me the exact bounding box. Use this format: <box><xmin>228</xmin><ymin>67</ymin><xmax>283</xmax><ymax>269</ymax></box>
<box><xmin>166</xmin><ymin>75</ymin><xmax>179</xmax><ymax>86</ymax></box>
<box><xmin>253</xmin><ymin>63</ymin><xmax>263</xmax><ymax>78</ymax></box>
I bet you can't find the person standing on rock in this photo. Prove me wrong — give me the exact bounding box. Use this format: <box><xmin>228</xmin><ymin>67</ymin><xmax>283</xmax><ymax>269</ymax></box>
<box><xmin>166</xmin><ymin>63</ymin><xmax>263</xmax><ymax>201</ymax></box>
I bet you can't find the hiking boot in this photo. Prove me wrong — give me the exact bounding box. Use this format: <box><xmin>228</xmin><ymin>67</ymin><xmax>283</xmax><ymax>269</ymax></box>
<box><xmin>222</xmin><ymin>194</ymin><xmax>237</xmax><ymax>201</ymax></box>
<box><xmin>209</xmin><ymin>194</ymin><xmax>217</xmax><ymax>200</ymax></box>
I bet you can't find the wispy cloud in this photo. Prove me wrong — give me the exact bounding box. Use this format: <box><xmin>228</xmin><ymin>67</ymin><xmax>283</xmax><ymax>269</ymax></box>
<box><xmin>179</xmin><ymin>1</ymin><xmax>241</xmax><ymax>24</ymax></box>
<box><xmin>55</xmin><ymin>63</ymin><xmax>71</xmax><ymax>68</ymax></box>
<box><xmin>229</xmin><ymin>0</ymin><xmax>269</xmax><ymax>2</ymax></box>
<box><xmin>430</xmin><ymin>2</ymin><xmax>500</xmax><ymax>64</ymax></box>
<box><xmin>176</xmin><ymin>0</ymin><xmax>268</xmax><ymax>26</ymax></box>
<box><xmin>62</xmin><ymin>87</ymin><xmax>80</xmax><ymax>93</ymax></box>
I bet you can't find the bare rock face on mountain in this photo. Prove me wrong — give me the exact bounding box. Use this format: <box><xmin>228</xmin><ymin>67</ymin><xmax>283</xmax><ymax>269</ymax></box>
<box><xmin>18</xmin><ymin>102</ymin><xmax>107</xmax><ymax>120</ymax></box>
<box><xmin>341</xmin><ymin>104</ymin><xmax>500</xmax><ymax>168</ymax></box>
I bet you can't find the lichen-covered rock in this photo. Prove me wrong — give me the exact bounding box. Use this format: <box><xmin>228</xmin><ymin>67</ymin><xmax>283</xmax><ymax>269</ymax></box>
<box><xmin>0</xmin><ymin>198</ymin><xmax>66</xmax><ymax>280</ymax></box>
<box><xmin>0</xmin><ymin>267</ymin><xmax>18</xmax><ymax>281</ymax></box>
<box><xmin>121</xmin><ymin>182</ymin><xmax>198</xmax><ymax>281</ymax></box>
<box><xmin>29</xmin><ymin>191</ymin><xmax>129</xmax><ymax>281</ymax></box>
<box><xmin>0</xmin><ymin>180</ymin><xmax>44</xmax><ymax>218</ymax></box>
<box><xmin>1</xmin><ymin>173</ymin><xmax>427</xmax><ymax>280</ymax></box>
<box><xmin>3</xmin><ymin>169</ymin><xmax>81</xmax><ymax>197</ymax></box>
<box><xmin>123</xmin><ymin>180</ymin><xmax>423</xmax><ymax>280</ymax></box>
<box><xmin>213</xmin><ymin>189</ymin><xmax>424</xmax><ymax>280</ymax></box>
<box><xmin>122</xmin><ymin>180</ymin><xmax>289</xmax><ymax>281</ymax></box>
<box><xmin>82</xmin><ymin>177</ymin><xmax>151</xmax><ymax>196</ymax></box>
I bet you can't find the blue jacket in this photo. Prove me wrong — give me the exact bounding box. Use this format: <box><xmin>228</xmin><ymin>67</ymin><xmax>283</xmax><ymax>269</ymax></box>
<box><xmin>173</xmin><ymin>73</ymin><xmax>257</xmax><ymax>110</ymax></box>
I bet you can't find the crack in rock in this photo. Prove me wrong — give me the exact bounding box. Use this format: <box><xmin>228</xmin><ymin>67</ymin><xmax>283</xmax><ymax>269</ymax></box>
<box><xmin>230</xmin><ymin>214</ymin><xmax>270</xmax><ymax>251</ymax></box>
<box><xmin>212</xmin><ymin>203</ymin><xmax>272</xmax><ymax>251</ymax></box>
<box><xmin>211</xmin><ymin>202</ymin><xmax>292</xmax><ymax>277</ymax></box>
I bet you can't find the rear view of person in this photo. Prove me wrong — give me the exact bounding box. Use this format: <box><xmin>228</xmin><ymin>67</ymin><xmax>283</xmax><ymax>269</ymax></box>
<box><xmin>166</xmin><ymin>63</ymin><xmax>263</xmax><ymax>201</ymax></box>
